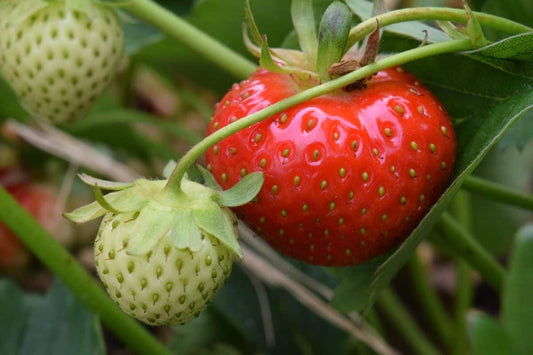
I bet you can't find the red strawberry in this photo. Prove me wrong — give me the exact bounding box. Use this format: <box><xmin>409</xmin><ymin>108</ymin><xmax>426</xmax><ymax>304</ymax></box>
<box><xmin>0</xmin><ymin>168</ymin><xmax>59</xmax><ymax>269</ymax></box>
<box><xmin>205</xmin><ymin>67</ymin><xmax>456</xmax><ymax>266</ymax></box>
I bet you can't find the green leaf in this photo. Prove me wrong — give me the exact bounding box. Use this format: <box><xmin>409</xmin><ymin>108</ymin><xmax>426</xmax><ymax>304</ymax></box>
<box><xmin>468</xmin><ymin>312</ymin><xmax>513</xmax><ymax>355</ymax></box>
<box><xmin>465</xmin><ymin>33</ymin><xmax>533</xmax><ymax>78</ymax></box>
<box><xmin>127</xmin><ymin>202</ymin><xmax>174</xmax><ymax>255</ymax></box>
<box><xmin>469</xmin><ymin>144</ymin><xmax>533</xmax><ymax>254</ymax></box>
<box><xmin>502</xmin><ymin>224</ymin><xmax>533</xmax><ymax>355</ymax></box>
<box><xmin>346</xmin><ymin>0</ymin><xmax>451</xmax><ymax>43</ymax></box>
<box><xmin>169</xmin><ymin>209</ymin><xmax>203</xmax><ymax>252</ymax></box>
<box><xmin>316</xmin><ymin>1</ymin><xmax>352</xmax><ymax>80</ymax></box>
<box><xmin>193</xmin><ymin>202</ymin><xmax>242</xmax><ymax>258</ymax></box>
<box><xmin>214</xmin><ymin>172</ymin><xmax>264</xmax><ymax>207</ymax></box>
<box><xmin>0</xmin><ymin>279</ymin><xmax>104</xmax><ymax>355</ymax></box>
<box><xmin>499</xmin><ymin>111</ymin><xmax>533</xmax><ymax>150</ymax></box>
<box><xmin>329</xmin><ymin>254</ymin><xmax>388</xmax><ymax>312</ymax></box>
<box><xmin>291</xmin><ymin>0</ymin><xmax>318</xmax><ymax>66</ymax></box>
<box><xmin>122</xmin><ymin>19</ymin><xmax>163</xmax><ymax>56</ymax></box>
<box><xmin>0</xmin><ymin>280</ymin><xmax>33</xmax><ymax>354</ymax></box>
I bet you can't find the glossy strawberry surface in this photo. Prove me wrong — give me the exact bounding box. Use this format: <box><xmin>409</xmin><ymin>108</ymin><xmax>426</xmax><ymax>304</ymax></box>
<box><xmin>205</xmin><ymin>67</ymin><xmax>456</xmax><ymax>266</ymax></box>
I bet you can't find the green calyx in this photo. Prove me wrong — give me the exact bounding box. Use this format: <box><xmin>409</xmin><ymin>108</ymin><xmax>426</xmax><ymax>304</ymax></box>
<box><xmin>243</xmin><ymin>0</ymin><xmax>355</xmax><ymax>82</ymax></box>
<box><xmin>65</xmin><ymin>167</ymin><xmax>264</xmax><ymax>259</ymax></box>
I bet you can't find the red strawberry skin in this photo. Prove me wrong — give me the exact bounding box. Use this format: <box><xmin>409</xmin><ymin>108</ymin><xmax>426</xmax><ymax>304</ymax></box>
<box><xmin>0</xmin><ymin>168</ymin><xmax>57</xmax><ymax>269</ymax></box>
<box><xmin>205</xmin><ymin>67</ymin><xmax>456</xmax><ymax>266</ymax></box>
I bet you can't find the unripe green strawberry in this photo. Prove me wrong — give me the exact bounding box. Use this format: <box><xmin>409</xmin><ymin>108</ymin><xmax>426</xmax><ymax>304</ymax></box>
<box><xmin>0</xmin><ymin>0</ymin><xmax>124</xmax><ymax>123</ymax></box>
<box><xmin>65</xmin><ymin>168</ymin><xmax>263</xmax><ymax>325</ymax></box>
<box><xmin>95</xmin><ymin>210</ymin><xmax>234</xmax><ymax>326</ymax></box>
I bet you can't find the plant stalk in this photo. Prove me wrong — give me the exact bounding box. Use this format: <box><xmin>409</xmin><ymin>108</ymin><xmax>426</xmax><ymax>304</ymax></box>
<box><xmin>123</xmin><ymin>0</ymin><xmax>257</xmax><ymax>79</ymax></box>
<box><xmin>377</xmin><ymin>287</ymin><xmax>441</xmax><ymax>355</ymax></box>
<box><xmin>165</xmin><ymin>38</ymin><xmax>474</xmax><ymax>191</ymax></box>
<box><xmin>0</xmin><ymin>187</ymin><xmax>170</xmax><ymax>355</ymax></box>
<box><xmin>348</xmin><ymin>7</ymin><xmax>532</xmax><ymax>47</ymax></box>
<box><xmin>406</xmin><ymin>253</ymin><xmax>454</xmax><ymax>350</ymax></box>
<box><xmin>463</xmin><ymin>176</ymin><xmax>533</xmax><ymax>211</ymax></box>
<box><xmin>449</xmin><ymin>191</ymin><xmax>474</xmax><ymax>355</ymax></box>
<box><xmin>436</xmin><ymin>212</ymin><xmax>506</xmax><ymax>293</ymax></box>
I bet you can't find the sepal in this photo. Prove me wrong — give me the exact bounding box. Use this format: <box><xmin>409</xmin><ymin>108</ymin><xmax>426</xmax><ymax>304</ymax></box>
<box><xmin>193</xmin><ymin>202</ymin><xmax>242</xmax><ymax>259</ymax></box>
<box><xmin>79</xmin><ymin>173</ymin><xmax>134</xmax><ymax>191</ymax></box>
<box><xmin>126</xmin><ymin>201</ymin><xmax>174</xmax><ymax>255</ymax></box>
<box><xmin>213</xmin><ymin>172</ymin><xmax>264</xmax><ymax>207</ymax></box>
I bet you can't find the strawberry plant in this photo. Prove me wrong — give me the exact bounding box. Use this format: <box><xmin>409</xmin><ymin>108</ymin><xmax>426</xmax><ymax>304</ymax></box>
<box><xmin>0</xmin><ymin>0</ymin><xmax>532</xmax><ymax>354</ymax></box>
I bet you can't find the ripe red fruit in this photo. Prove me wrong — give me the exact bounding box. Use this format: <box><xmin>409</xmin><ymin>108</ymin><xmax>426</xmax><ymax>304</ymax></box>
<box><xmin>0</xmin><ymin>168</ymin><xmax>58</xmax><ymax>269</ymax></box>
<box><xmin>205</xmin><ymin>67</ymin><xmax>456</xmax><ymax>266</ymax></box>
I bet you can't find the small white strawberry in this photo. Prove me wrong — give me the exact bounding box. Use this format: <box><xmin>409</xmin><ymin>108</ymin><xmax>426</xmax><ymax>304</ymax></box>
<box><xmin>65</xmin><ymin>167</ymin><xmax>263</xmax><ymax>325</ymax></box>
<box><xmin>0</xmin><ymin>0</ymin><xmax>124</xmax><ymax>123</ymax></box>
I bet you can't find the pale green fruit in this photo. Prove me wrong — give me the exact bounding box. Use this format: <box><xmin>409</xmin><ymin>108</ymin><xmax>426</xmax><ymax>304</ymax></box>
<box><xmin>65</xmin><ymin>168</ymin><xmax>264</xmax><ymax>326</ymax></box>
<box><xmin>0</xmin><ymin>0</ymin><xmax>123</xmax><ymax>123</ymax></box>
<box><xmin>95</xmin><ymin>210</ymin><xmax>234</xmax><ymax>326</ymax></box>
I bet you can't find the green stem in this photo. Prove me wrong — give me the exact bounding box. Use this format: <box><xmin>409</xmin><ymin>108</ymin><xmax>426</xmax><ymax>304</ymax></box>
<box><xmin>0</xmin><ymin>187</ymin><xmax>170</xmax><ymax>355</ymax></box>
<box><xmin>348</xmin><ymin>7</ymin><xmax>532</xmax><ymax>47</ymax></box>
<box><xmin>377</xmin><ymin>287</ymin><xmax>441</xmax><ymax>355</ymax></box>
<box><xmin>449</xmin><ymin>191</ymin><xmax>473</xmax><ymax>355</ymax></box>
<box><xmin>123</xmin><ymin>0</ymin><xmax>257</xmax><ymax>79</ymax></box>
<box><xmin>165</xmin><ymin>38</ymin><xmax>474</xmax><ymax>191</ymax></box>
<box><xmin>453</xmin><ymin>260</ymin><xmax>471</xmax><ymax>355</ymax></box>
<box><xmin>435</xmin><ymin>212</ymin><xmax>506</xmax><ymax>293</ymax></box>
<box><xmin>463</xmin><ymin>176</ymin><xmax>533</xmax><ymax>211</ymax></box>
<box><xmin>406</xmin><ymin>254</ymin><xmax>454</xmax><ymax>351</ymax></box>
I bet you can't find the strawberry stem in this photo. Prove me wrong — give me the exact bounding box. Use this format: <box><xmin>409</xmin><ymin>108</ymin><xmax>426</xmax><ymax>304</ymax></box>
<box><xmin>462</xmin><ymin>176</ymin><xmax>533</xmax><ymax>211</ymax></box>
<box><xmin>449</xmin><ymin>192</ymin><xmax>474</xmax><ymax>355</ymax></box>
<box><xmin>435</xmin><ymin>212</ymin><xmax>506</xmax><ymax>293</ymax></box>
<box><xmin>0</xmin><ymin>186</ymin><xmax>171</xmax><ymax>355</ymax></box>
<box><xmin>165</xmin><ymin>38</ymin><xmax>474</xmax><ymax>193</ymax></box>
<box><xmin>377</xmin><ymin>287</ymin><xmax>441</xmax><ymax>355</ymax></box>
<box><xmin>406</xmin><ymin>254</ymin><xmax>454</xmax><ymax>351</ymax></box>
<box><xmin>347</xmin><ymin>7</ymin><xmax>532</xmax><ymax>48</ymax></box>
<box><xmin>122</xmin><ymin>0</ymin><xmax>257</xmax><ymax>79</ymax></box>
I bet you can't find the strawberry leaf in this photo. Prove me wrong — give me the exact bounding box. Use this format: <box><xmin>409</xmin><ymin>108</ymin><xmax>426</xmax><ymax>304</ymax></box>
<box><xmin>169</xmin><ymin>209</ymin><xmax>203</xmax><ymax>252</ymax></box>
<box><xmin>193</xmin><ymin>203</ymin><xmax>242</xmax><ymax>258</ymax></box>
<box><xmin>127</xmin><ymin>202</ymin><xmax>174</xmax><ymax>255</ymax></box>
<box><xmin>468</xmin><ymin>313</ymin><xmax>513</xmax><ymax>355</ymax></box>
<box><xmin>502</xmin><ymin>224</ymin><xmax>533</xmax><ymax>355</ymax></box>
<box><xmin>213</xmin><ymin>172</ymin><xmax>264</xmax><ymax>207</ymax></box>
<box><xmin>465</xmin><ymin>32</ymin><xmax>533</xmax><ymax>78</ymax></box>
